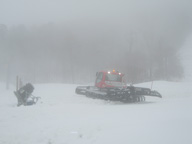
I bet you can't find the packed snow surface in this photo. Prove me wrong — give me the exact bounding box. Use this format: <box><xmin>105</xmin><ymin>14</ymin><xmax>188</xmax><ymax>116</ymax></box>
<box><xmin>0</xmin><ymin>81</ymin><xmax>191</xmax><ymax>144</ymax></box>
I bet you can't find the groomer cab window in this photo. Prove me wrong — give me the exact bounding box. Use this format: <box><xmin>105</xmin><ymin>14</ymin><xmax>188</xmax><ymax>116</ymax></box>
<box><xmin>96</xmin><ymin>72</ymin><xmax>103</xmax><ymax>83</ymax></box>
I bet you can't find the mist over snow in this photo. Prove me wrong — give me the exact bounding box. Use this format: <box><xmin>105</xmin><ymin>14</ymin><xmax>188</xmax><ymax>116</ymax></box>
<box><xmin>0</xmin><ymin>1</ymin><xmax>192</xmax><ymax>144</ymax></box>
<box><xmin>180</xmin><ymin>34</ymin><xmax>192</xmax><ymax>82</ymax></box>
<box><xmin>0</xmin><ymin>0</ymin><xmax>192</xmax><ymax>84</ymax></box>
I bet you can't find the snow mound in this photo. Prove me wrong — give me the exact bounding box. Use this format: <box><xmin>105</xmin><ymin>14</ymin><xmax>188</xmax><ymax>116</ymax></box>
<box><xmin>136</xmin><ymin>81</ymin><xmax>192</xmax><ymax>98</ymax></box>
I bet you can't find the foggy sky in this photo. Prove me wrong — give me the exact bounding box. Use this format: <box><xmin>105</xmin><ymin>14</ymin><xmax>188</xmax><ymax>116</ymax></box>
<box><xmin>1</xmin><ymin>0</ymin><xmax>192</xmax><ymax>84</ymax></box>
<box><xmin>1</xmin><ymin>0</ymin><xmax>191</xmax><ymax>27</ymax></box>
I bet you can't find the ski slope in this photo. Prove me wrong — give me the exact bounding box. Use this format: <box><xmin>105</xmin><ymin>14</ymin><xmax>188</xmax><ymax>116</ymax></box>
<box><xmin>0</xmin><ymin>81</ymin><xmax>191</xmax><ymax>144</ymax></box>
<box><xmin>0</xmin><ymin>34</ymin><xmax>192</xmax><ymax>144</ymax></box>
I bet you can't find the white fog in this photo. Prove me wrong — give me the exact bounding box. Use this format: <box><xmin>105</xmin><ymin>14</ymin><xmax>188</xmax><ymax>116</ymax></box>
<box><xmin>0</xmin><ymin>0</ymin><xmax>192</xmax><ymax>144</ymax></box>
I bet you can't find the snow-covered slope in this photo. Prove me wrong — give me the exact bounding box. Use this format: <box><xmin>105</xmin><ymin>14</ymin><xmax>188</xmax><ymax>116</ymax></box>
<box><xmin>0</xmin><ymin>82</ymin><xmax>191</xmax><ymax>144</ymax></box>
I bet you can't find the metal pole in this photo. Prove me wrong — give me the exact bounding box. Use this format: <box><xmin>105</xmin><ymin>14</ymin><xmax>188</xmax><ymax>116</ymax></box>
<box><xmin>151</xmin><ymin>81</ymin><xmax>153</xmax><ymax>90</ymax></box>
<box><xmin>16</xmin><ymin>76</ymin><xmax>19</xmax><ymax>91</ymax></box>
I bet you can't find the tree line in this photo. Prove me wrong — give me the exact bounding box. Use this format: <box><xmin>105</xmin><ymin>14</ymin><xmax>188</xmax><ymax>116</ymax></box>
<box><xmin>0</xmin><ymin>15</ymin><xmax>191</xmax><ymax>86</ymax></box>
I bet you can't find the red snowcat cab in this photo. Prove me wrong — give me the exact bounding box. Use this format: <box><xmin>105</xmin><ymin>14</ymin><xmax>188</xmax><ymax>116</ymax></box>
<box><xmin>76</xmin><ymin>70</ymin><xmax>162</xmax><ymax>103</ymax></box>
<box><xmin>95</xmin><ymin>70</ymin><xmax>126</xmax><ymax>88</ymax></box>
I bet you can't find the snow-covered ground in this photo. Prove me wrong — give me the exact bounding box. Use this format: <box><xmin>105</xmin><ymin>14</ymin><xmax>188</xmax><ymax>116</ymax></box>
<box><xmin>0</xmin><ymin>81</ymin><xmax>191</xmax><ymax>144</ymax></box>
<box><xmin>0</xmin><ymin>35</ymin><xmax>192</xmax><ymax>144</ymax></box>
